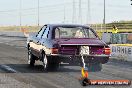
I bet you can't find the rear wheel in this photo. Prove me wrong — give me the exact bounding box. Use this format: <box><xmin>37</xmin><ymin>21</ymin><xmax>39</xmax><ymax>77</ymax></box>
<box><xmin>51</xmin><ymin>57</ymin><xmax>59</xmax><ymax>70</ymax></box>
<box><xmin>42</xmin><ymin>53</ymin><xmax>59</xmax><ymax>71</ymax></box>
<box><xmin>28</xmin><ymin>49</ymin><xmax>35</xmax><ymax>66</ymax></box>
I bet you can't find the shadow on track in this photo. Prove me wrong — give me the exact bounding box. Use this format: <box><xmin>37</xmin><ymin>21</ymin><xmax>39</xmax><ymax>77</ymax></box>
<box><xmin>0</xmin><ymin>64</ymin><xmax>81</xmax><ymax>73</ymax></box>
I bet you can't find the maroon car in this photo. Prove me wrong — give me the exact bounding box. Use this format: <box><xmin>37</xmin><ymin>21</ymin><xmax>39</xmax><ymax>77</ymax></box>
<box><xmin>27</xmin><ymin>24</ymin><xmax>110</xmax><ymax>71</ymax></box>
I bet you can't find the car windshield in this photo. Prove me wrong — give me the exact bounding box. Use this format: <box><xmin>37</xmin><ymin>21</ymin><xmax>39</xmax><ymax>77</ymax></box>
<box><xmin>55</xmin><ymin>27</ymin><xmax>97</xmax><ymax>39</ymax></box>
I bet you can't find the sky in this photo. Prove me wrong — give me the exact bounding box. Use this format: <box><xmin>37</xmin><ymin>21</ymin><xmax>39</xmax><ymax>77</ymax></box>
<box><xmin>0</xmin><ymin>0</ymin><xmax>132</xmax><ymax>26</ymax></box>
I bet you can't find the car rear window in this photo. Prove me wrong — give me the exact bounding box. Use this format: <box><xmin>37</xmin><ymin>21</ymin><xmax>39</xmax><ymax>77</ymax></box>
<box><xmin>55</xmin><ymin>27</ymin><xmax>97</xmax><ymax>39</ymax></box>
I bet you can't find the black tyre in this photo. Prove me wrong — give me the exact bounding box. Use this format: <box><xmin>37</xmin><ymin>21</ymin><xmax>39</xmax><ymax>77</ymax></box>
<box><xmin>42</xmin><ymin>53</ymin><xmax>49</xmax><ymax>71</ymax></box>
<box><xmin>42</xmin><ymin>53</ymin><xmax>59</xmax><ymax>71</ymax></box>
<box><xmin>51</xmin><ymin>57</ymin><xmax>59</xmax><ymax>70</ymax></box>
<box><xmin>28</xmin><ymin>49</ymin><xmax>35</xmax><ymax>66</ymax></box>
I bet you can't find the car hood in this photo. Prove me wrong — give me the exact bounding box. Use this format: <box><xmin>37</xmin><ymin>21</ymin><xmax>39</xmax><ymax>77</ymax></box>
<box><xmin>54</xmin><ymin>38</ymin><xmax>106</xmax><ymax>46</ymax></box>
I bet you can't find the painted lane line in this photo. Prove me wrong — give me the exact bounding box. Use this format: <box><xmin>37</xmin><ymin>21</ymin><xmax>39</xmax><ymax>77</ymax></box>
<box><xmin>0</xmin><ymin>65</ymin><xmax>19</xmax><ymax>73</ymax></box>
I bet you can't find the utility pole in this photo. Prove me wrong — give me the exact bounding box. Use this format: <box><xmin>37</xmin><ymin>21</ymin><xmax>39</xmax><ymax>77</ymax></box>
<box><xmin>38</xmin><ymin>0</ymin><xmax>40</xmax><ymax>29</ymax></box>
<box><xmin>19</xmin><ymin>0</ymin><xmax>22</xmax><ymax>30</ymax></box>
<box><xmin>103</xmin><ymin>0</ymin><xmax>106</xmax><ymax>32</ymax></box>
<box><xmin>63</xmin><ymin>5</ymin><xmax>66</xmax><ymax>23</ymax></box>
<box><xmin>87</xmin><ymin>0</ymin><xmax>91</xmax><ymax>25</ymax></box>
<box><xmin>72</xmin><ymin>0</ymin><xmax>75</xmax><ymax>23</ymax></box>
<box><xmin>79</xmin><ymin>0</ymin><xmax>82</xmax><ymax>24</ymax></box>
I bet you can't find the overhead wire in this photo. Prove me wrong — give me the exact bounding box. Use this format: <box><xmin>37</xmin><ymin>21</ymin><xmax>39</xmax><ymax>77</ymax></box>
<box><xmin>0</xmin><ymin>2</ymin><xmax>72</xmax><ymax>13</ymax></box>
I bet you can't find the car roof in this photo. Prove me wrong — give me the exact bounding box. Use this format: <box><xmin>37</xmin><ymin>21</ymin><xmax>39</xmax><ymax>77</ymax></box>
<box><xmin>45</xmin><ymin>24</ymin><xmax>90</xmax><ymax>28</ymax></box>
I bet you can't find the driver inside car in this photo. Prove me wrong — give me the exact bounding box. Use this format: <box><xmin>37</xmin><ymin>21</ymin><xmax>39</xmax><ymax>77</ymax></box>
<box><xmin>74</xmin><ymin>29</ymin><xmax>84</xmax><ymax>38</ymax></box>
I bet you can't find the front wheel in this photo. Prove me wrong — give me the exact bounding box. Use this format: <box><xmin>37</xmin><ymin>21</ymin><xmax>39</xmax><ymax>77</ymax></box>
<box><xmin>42</xmin><ymin>54</ymin><xmax>48</xmax><ymax>70</ymax></box>
<box><xmin>28</xmin><ymin>49</ymin><xmax>35</xmax><ymax>66</ymax></box>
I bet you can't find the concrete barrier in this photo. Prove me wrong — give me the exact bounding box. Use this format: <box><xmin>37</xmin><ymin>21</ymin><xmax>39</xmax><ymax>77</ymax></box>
<box><xmin>110</xmin><ymin>44</ymin><xmax>132</xmax><ymax>62</ymax></box>
<box><xmin>102</xmin><ymin>33</ymin><xmax>132</xmax><ymax>44</ymax></box>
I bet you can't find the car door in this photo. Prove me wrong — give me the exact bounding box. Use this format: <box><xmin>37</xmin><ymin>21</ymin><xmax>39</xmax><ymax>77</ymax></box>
<box><xmin>30</xmin><ymin>26</ymin><xmax>47</xmax><ymax>57</ymax></box>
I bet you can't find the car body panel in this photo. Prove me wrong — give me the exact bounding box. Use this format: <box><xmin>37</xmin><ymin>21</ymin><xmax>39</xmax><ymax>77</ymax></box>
<box><xmin>30</xmin><ymin>41</ymin><xmax>52</xmax><ymax>57</ymax></box>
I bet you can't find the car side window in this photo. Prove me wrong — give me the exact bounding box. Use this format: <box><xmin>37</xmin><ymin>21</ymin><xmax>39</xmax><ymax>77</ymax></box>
<box><xmin>55</xmin><ymin>28</ymin><xmax>60</xmax><ymax>38</ymax></box>
<box><xmin>37</xmin><ymin>26</ymin><xmax>46</xmax><ymax>38</ymax></box>
<box><xmin>42</xmin><ymin>26</ymin><xmax>50</xmax><ymax>39</ymax></box>
<box><xmin>87</xmin><ymin>29</ymin><xmax>96</xmax><ymax>38</ymax></box>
